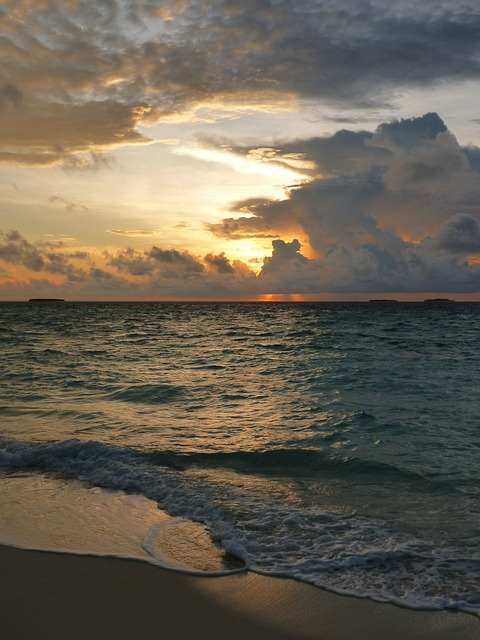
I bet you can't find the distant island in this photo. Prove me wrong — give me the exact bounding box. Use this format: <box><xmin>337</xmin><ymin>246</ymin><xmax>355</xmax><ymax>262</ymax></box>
<box><xmin>28</xmin><ymin>298</ymin><xmax>65</xmax><ymax>303</ymax></box>
<box><xmin>423</xmin><ymin>298</ymin><xmax>454</xmax><ymax>303</ymax></box>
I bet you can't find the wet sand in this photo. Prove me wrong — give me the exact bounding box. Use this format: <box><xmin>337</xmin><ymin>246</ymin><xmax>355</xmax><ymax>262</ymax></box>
<box><xmin>1</xmin><ymin>544</ymin><xmax>479</xmax><ymax>640</ymax></box>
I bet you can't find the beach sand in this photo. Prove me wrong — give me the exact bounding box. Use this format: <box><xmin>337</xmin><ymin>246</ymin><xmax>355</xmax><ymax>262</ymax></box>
<box><xmin>1</xmin><ymin>544</ymin><xmax>479</xmax><ymax>640</ymax></box>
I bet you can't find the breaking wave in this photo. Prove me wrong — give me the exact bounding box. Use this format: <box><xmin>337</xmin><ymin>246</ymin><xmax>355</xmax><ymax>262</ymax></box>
<box><xmin>1</xmin><ymin>436</ymin><xmax>480</xmax><ymax>613</ymax></box>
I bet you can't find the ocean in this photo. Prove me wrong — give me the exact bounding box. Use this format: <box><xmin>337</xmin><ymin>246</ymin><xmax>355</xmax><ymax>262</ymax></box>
<box><xmin>1</xmin><ymin>301</ymin><xmax>479</xmax><ymax>612</ymax></box>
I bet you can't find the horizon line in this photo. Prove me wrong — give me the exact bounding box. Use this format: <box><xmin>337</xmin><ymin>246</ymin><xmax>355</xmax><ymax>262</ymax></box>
<box><xmin>2</xmin><ymin>294</ymin><xmax>480</xmax><ymax>303</ymax></box>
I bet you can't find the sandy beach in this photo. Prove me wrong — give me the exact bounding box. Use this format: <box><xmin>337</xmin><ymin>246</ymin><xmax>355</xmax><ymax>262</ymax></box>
<box><xmin>1</xmin><ymin>544</ymin><xmax>478</xmax><ymax>640</ymax></box>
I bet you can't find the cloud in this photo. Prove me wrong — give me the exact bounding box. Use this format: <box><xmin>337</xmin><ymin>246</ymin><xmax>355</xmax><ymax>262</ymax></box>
<box><xmin>216</xmin><ymin>113</ymin><xmax>480</xmax><ymax>241</ymax></box>
<box><xmin>107</xmin><ymin>245</ymin><xmax>241</xmax><ymax>279</ymax></box>
<box><xmin>433</xmin><ymin>214</ymin><xmax>480</xmax><ymax>254</ymax></box>
<box><xmin>0</xmin><ymin>230</ymin><xmax>87</xmax><ymax>281</ymax></box>
<box><xmin>0</xmin><ymin>230</ymin><xmax>259</xmax><ymax>297</ymax></box>
<box><xmin>106</xmin><ymin>248</ymin><xmax>154</xmax><ymax>277</ymax></box>
<box><xmin>0</xmin><ymin>84</ymin><xmax>22</xmax><ymax>109</ymax></box>
<box><xmin>6</xmin><ymin>111</ymin><xmax>480</xmax><ymax>295</ymax></box>
<box><xmin>5</xmin><ymin>206</ymin><xmax>480</xmax><ymax>297</ymax></box>
<box><xmin>0</xmin><ymin>100</ymin><xmax>152</xmax><ymax>167</ymax></box>
<box><xmin>209</xmin><ymin>113</ymin><xmax>480</xmax><ymax>293</ymax></box>
<box><xmin>108</xmin><ymin>229</ymin><xmax>157</xmax><ymax>237</ymax></box>
<box><xmin>255</xmin><ymin>236</ymin><xmax>480</xmax><ymax>294</ymax></box>
<box><xmin>135</xmin><ymin>0</ymin><xmax>480</xmax><ymax>111</ymax></box>
<box><xmin>62</xmin><ymin>152</ymin><xmax>114</xmax><ymax>172</ymax></box>
<box><xmin>143</xmin><ymin>0</ymin><xmax>480</xmax><ymax>111</ymax></box>
<box><xmin>204</xmin><ymin>252</ymin><xmax>235</xmax><ymax>274</ymax></box>
<box><xmin>148</xmin><ymin>247</ymin><xmax>206</xmax><ymax>273</ymax></box>
<box><xmin>0</xmin><ymin>231</ymin><xmax>46</xmax><ymax>272</ymax></box>
<box><xmin>32</xmin><ymin>113</ymin><xmax>466</xmax><ymax>295</ymax></box>
<box><xmin>174</xmin><ymin>145</ymin><xmax>304</xmax><ymax>181</ymax></box>
<box><xmin>49</xmin><ymin>195</ymin><xmax>89</xmax><ymax>212</ymax></box>
<box><xmin>4</xmin><ymin>2</ymin><xmax>480</xmax><ymax>165</ymax></box>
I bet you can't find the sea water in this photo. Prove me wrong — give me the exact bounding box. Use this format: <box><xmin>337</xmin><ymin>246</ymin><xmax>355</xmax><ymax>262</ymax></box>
<box><xmin>1</xmin><ymin>301</ymin><xmax>480</xmax><ymax>611</ymax></box>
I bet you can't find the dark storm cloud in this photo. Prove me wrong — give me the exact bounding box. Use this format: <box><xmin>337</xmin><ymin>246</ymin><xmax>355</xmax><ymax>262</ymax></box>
<box><xmin>4</xmin><ymin>1</ymin><xmax>480</xmax><ymax>164</ymax></box>
<box><xmin>216</xmin><ymin>113</ymin><xmax>480</xmax><ymax>243</ymax></box>
<box><xmin>256</xmin><ymin>235</ymin><xmax>480</xmax><ymax>294</ymax></box>
<box><xmin>139</xmin><ymin>0</ymin><xmax>480</xmax><ymax>108</ymax></box>
<box><xmin>433</xmin><ymin>214</ymin><xmax>480</xmax><ymax>254</ymax></box>
<box><xmin>207</xmin><ymin>113</ymin><xmax>480</xmax><ymax>293</ymax></box>
<box><xmin>463</xmin><ymin>147</ymin><xmax>480</xmax><ymax>172</ymax></box>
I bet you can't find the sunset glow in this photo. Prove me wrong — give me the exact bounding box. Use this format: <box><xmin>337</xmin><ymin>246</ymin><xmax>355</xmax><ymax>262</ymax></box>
<box><xmin>2</xmin><ymin>2</ymin><xmax>480</xmax><ymax>300</ymax></box>
<box><xmin>3</xmin><ymin>7</ymin><xmax>480</xmax><ymax>635</ymax></box>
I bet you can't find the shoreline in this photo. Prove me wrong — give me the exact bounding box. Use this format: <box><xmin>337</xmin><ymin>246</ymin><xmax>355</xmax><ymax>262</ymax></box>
<box><xmin>1</xmin><ymin>470</ymin><xmax>480</xmax><ymax>628</ymax></box>
<box><xmin>2</xmin><ymin>544</ymin><xmax>479</xmax><ymax>639</ymax></box>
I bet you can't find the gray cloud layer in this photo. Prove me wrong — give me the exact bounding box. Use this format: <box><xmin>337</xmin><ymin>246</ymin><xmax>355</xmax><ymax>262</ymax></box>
<box><xmin>4</xmin><ymin>1</ymin><xmax>480</xmax><ymax>164</ymax></box>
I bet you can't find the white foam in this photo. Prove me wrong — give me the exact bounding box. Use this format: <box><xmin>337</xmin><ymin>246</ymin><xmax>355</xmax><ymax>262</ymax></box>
<box><xmin>142</xmin><ymin>520</ymin><xmax>246</xmax><ymax>577</ymax></box>
<box><xmin>0</xmin><ymin>473</ymin><xmax>245</xmax><ymax>578</ymax></box>
<box><xmin>1</xmin><ymin>437</ymin><xmax>480</xmax><ymax>613</ymax></box>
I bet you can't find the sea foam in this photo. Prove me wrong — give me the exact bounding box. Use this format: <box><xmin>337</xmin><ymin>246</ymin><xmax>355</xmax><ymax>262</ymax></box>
<box><xmin>1</xmin><ymin>436</ymin><xmax>480</xmax><ymax>613</ymax></box>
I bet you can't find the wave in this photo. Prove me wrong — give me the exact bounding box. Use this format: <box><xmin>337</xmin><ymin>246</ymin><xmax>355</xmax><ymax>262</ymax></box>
<box><xmin>0</xmin><ymin>436</ymin><xmax>441</xmax><ymax>487</ymax></box>
<box><xmin>1</xmin><ymin>436</ymin><xmax>479</xmax><ymax>613</ymax></box>
<box><xmin>146</xmin><ymin>448</ymin><xmax>428</xmax><ymax>483</ymax></box>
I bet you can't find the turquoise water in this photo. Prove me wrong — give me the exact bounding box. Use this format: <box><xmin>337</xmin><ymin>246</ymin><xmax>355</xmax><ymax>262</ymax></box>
<box><xmin>1</xmin><ymin>301</ymin><xmax>480</xmax><ymax>610</ymax></box>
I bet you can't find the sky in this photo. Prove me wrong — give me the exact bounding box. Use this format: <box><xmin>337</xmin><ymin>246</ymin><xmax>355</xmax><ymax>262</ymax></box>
<box><xmin>3</xmin><ymin>1</ymin><xmax>480</xmax><ymax>299</ymax></box>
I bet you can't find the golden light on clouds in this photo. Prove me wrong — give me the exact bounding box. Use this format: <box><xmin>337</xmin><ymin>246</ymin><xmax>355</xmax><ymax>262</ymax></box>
<box><xmin>4</xmin><ymin>1</ymin><xmax>480</xmax><ymax>299</ymax></box>
<box><xmin>152</xmin><ymin>92</ymin><xmax>298</xmax><ymax>125</ymax></box>
<box><xmin>246</xmin><ymin>148</ymin><xmax>317</xmax><ymax>173</ymax></box>
<box><xmin>174</xmin><ymin>145</ymin><xmax>306</xmax><ymax>184</ymax></box>
<box><xmin>226</xmin><ymin>239</ymin><xmax>271</xmax><ymax>271</ymax></box>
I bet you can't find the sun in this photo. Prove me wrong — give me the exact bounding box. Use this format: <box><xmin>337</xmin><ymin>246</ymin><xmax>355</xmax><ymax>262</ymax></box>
<box><xmin>227</xmin><ymin>238</ymin><xmax>271</xmax><ymax>272</ymax></box>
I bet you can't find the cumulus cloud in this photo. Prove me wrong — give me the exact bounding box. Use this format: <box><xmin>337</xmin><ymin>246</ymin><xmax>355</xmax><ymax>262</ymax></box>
<box><xmin>204</xmin><ymin>252</ymin><xmax>235</xmax><ymax>274</ymax></box>
<box><xmin>5</xmin><ymin>111</ymin><xmax>480</xmax><ymax>295</ymax></box>
<box><xmin>4</xmin><ymin>2</ymin><xmax>480</xmax><ymax>164</ymax></box>
<box><xmin>4</xmin><ymin>208</ymin><xmax>480</xmax><ymax>296</ymax></box>
<box><xmin>219</xmin><ymin>112</ymin><xmax>480</xmax><ymax>248</ymax></box>
<box><xmin>0</xmin><ymin>230</ymin><xmax>87</xmax><ymax>281</ymax></box>
<box><xmin>148</xmin><ymin>247</ymin><xmax>206</xmax><ymax>274</ymax></box>
<box><xmin>107</xmin><ymin>246</ymin><xmax>207</xmax><ymax>276</ymax></box>
<box><xmin>0</xmin><ymin>230</ymin><xmax>258</xmax><ymax>297</ymax></box>
<box><xmin>209</xmin><ymin>113</ymin><xmax>480</xmax><ymax>293</ymax></box>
